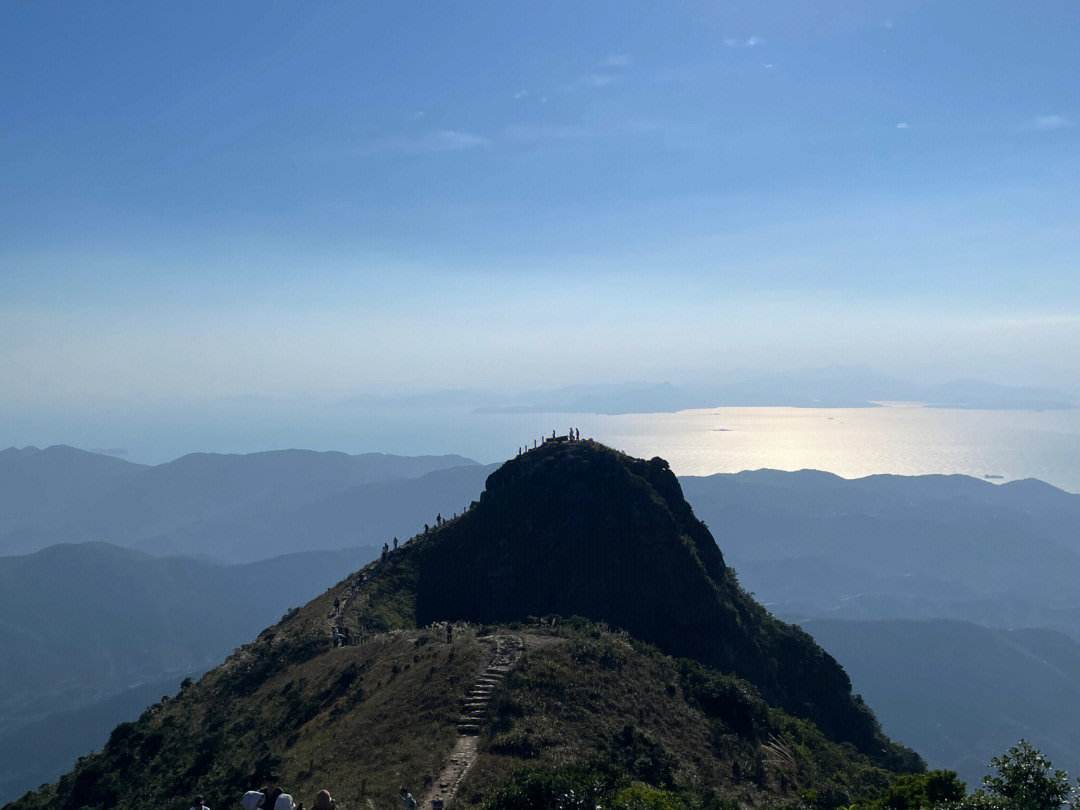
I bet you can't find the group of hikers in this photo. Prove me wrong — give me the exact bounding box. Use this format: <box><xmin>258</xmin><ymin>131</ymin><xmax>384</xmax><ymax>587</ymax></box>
<box><xmin>517</xmin><ymin>427</ymin><xmax>584</xmax><ymax>456</ymax></box>
<box><xmin>236</xmin><ymin>786</ymin><xmax>334</xmax><ymax>810</ymax></box>
<box><xmin>189</xmin><ymin>784</ymin><xmax>419</xmax><ymax>810</ymax></box>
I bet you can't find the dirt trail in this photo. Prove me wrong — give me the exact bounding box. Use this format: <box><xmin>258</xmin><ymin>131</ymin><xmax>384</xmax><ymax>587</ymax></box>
<box><xmin>421</xmin><ymin>634</ymin><xmax>524</xmax><ymax>809</ymax></box>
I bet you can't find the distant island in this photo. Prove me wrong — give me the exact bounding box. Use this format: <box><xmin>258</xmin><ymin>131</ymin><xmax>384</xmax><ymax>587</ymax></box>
<box><xmin>459</xmin><ymin>369</ymin><xmax>1079</xmax><ymax>415</ymax></box>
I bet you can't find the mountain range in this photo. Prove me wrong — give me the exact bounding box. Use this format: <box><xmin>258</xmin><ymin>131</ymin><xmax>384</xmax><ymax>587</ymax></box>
<box><xmin>2</xmin><ymin>444</ymin><xmax>1079</xmax><ymax>804</ymax></box>
<box><xmin>681</xmin><ymin>469</ymin><xmax>1080</xmax><ymax>640</ymax></box>
<box><xmin>0</xmin><ymin>445</ymin><xmax>488</xmax><ymax>560</ymax></box>
<box><xmin>7</xmin><ymin>440</ymin><xmax>921</xmax><ymax>810</ymax></box>
<box><xmin>804</xmin><ymin>619</ymin><xmax>1080</xmax><ymax>788</ymax></box>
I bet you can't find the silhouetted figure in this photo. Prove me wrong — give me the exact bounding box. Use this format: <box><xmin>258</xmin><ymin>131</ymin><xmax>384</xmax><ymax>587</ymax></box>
<box><xmin>264</xmin><ymin>789</ymin><xmax>283</xmax><ymax>810</ymax></box>
<box><xmin>446</xmin><ymin>623</ymin><xmax>453</xmax><ymax>643</ymax></box>
<box><xmin>533</xmin><ymin>439</ymin><xmax>537</xmax><ymax>448</ymax></box>
<box><xmin>313</xmin><ymin>790</ymin><xmax>336</xmax><ymax>810</ymax></box>
<box><xmin>393</xmin><ymin>537</ymin><xmax>399</xmax><ymax>550</ymax></box>
<box><xmin>436</xmin><ymin>513</ymin><xmax>442</xmax><ymax>525</ymax></box>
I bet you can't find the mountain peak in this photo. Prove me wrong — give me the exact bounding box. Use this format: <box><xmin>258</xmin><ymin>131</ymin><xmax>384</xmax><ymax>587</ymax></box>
<box><xmin>299</xmin><ymin>440</ymin><xmax>911</xmax><ymax>766</ymax></box>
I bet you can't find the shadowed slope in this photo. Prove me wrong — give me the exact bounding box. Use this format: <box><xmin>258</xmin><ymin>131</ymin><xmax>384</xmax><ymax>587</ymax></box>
<box><xmin>409</xmin><ymin>441</ymin><xmax>907</xmax><ymax>763</ymax></box>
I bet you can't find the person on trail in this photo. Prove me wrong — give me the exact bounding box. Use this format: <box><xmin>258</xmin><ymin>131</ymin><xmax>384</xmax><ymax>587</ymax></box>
<box><xmin>313</xmin><ymin>790</ymin><xmax>336</xmax><ymax>810</ymax></box>
<box><xmin>240</xmin><ymin>790</ymin><xmax>263</xmax><ymax>810</ymax></box>
<box><xmin>399</xmin><ymin>787</ymin><xmax>418</xmax><ymax>810</ymax></box>
<box><xmin>272</xmin><ymin>789</ymin><xmax>295</xmax><ymax>810</ymax></box>
<box><xmin>263</xmin><ymin>788</ymin><xmax>283</xmax><ymax>810</ymax></box>
<box><xmin>190</xmin><ymin>796</ymin><xmax>210</xmax><ymax>810</ymax></box>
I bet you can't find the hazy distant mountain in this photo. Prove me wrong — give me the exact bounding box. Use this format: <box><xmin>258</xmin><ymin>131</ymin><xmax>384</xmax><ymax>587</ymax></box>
<box><xmin>0</xmin><ymin>542</ymin><xmax>379</xmax><ymax>736</ymax></box>
<box><xmin>135</xmin><ymin>462</ymin><xmax>496</xmax><ymax>560</ymax></box>
<box><xmin>0</xmin><ymin>673</ymin><xmax>191</xmax><ymax>803</ymax></box>
<box><xmin>681</xmin><ymin>469</ymin><xmax>1080</xmax><ymax>637</ymax></box>
<box><xmin>470</xmin><ymin>368</ymin><xmax>1078</xmax><ymax>413</ymax></box>
<box><xmin>805</xmin><ymin>619</ymin><xmax>1080</xmax><ymax>788</ymax></box>
<box><xmin>0</xmin><ymin>446</ymin><xmax>481</xmax><ymax>559</ymax></box>
<box><xmin>0</xmin><ymin>446</ymin><xmax>146</xmax><ymax>540</ymax></box>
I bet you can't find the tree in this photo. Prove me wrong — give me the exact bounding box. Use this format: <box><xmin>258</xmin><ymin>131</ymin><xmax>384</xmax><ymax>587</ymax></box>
<box><xmin>882</xmin><ymin>770</ymin><xmax>965</xmax><ymax>810</ymax></box>
<box><xmin>952</xmin><ymin>740</ymin><xmax>1073</xmax><ymax>810</ymax></box>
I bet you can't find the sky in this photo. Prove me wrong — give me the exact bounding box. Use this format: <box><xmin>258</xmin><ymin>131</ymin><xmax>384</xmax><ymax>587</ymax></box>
<box><xmin>1</xmin><ymin>1</ymin><xmax>1079</xmax><ymax>457</ymax></box>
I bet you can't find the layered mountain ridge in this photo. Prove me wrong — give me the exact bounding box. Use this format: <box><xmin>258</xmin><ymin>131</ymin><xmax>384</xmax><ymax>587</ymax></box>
<box><xmin>9</xmin><ymin>440</ymin><xmax>920</xmax><ymax>810</ymax></box>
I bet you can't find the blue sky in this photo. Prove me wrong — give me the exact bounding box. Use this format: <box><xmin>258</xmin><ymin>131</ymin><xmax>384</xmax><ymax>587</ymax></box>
<box><xmin>2</xmin><ymin>0</ymin><xmax>1078</xmax><ymax>416</ymax></box>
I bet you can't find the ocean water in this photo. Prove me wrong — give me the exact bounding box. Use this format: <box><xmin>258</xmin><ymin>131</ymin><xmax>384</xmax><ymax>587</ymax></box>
<box><xmin>15</xmin><ymin>402</ymin><xmax>1077</xmax><ymax>493</ymax></box>
<box><xmin>466</xmin><ymin>404</ymin><xmax>1080</xmax><ymax>493</ymax></box>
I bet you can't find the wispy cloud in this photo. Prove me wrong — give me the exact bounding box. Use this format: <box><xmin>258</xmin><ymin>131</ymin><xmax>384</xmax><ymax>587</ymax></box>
<box><xmin>601</xmin><ymin>53</ymin><xmax>632</xmax><ymax>68</ymax></box>
<box><xmin>571</xmin><ymin>73</ymin><xmax>618</xmax><ymax>90</ymax></box>
<box><xmin>724</xmin><ymin>35</ymin><xmax>765</xmax><ymax>48</ymax></box>
<box><xmin>1027</xmin><ymin>114</ymin><xmax>1072</xmax><ymax>131</ymax></box>
<box><xmin>513</xmin><ymin>89</ymin><xmax>529</xmax><ymax>100</ymax></box>
<box><xmin>357</xmin><ymin>129</ymin><xmax>490</xmax><ymax>156</ymax></box>
<box><xmin>505</xmin><ymin>123</ymin><xmax>599</xmax><ymax>143</ymax></box>
<box><xmin>895</xmin><ymin>121</ymin><xmax>910</xmax><ymax>130</ymax></box>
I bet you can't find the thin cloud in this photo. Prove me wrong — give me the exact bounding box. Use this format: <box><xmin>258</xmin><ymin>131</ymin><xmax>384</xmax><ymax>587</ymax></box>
<box><xmin>601</xmin><ymin>53</ymin><xmax>632</xmax><ymax>68</ymax></box>
<box><xmin>505</xmin><ymin>123</ymin><xmax>599</xmax><ymax>143</ymax></box>
<box><xmin>580</xmin><ymin>73</ymin><xmax>617</xmax><ymax>88</ymax></box>
<box><xmin>1027</xmin><ymin>114</ymin><xmax>1072</xmax><ymax>131</ymax></box>
<box><xmin>895</xmin><ymin>122</ymin><xmax>910</xmax><ymax>129</ymax></box>
<box><xmin>357</xmin><ymin>129</ymin><xmax>490</xmax><ymax>156</ymax></box>
<box><xmin>513</xmin><ymin>90</ymin><xmax>529</xmax><ymax>100</ymax></box>
<box><xmin>725</xmin><ymin>35</ymin><xmax>765</xmax><ymax>48</ymax></box>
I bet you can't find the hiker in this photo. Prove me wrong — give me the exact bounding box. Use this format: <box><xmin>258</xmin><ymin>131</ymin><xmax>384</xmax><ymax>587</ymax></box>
<box><xmin>393</xmin><ymin>536</ymin><xmax>399</xmax><ymax>550</ymax></box>
<box><xmin>240</xmin><ymin>790</ymin><xmax>263</xmax><ymax>810</ymax></box>
<box><xmin>266</xmin><ymin>789</ymin><xmax>294</xmax><ymax>810</ymax></box>
<box><xmin>190</xmin><ymin>796</ymin><xmax>210</xmax><ymax>810</ymax></box>
<box><xmin>446</xmin><ymin>623</ymin><xmax>453</xmax><ymax>643</ymax></box>
<box><xmin>400</xmin><ymin>787</ymin><xmax>418</xmax><ymax>810</ymax></box>
<box><xmin>313</xmin><ymin>790</ymin><xmax>336</xmax><ymax>810</ymax></box>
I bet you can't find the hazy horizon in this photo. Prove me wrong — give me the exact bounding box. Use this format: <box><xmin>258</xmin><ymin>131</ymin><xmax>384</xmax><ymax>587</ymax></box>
<box><xmin>3</xmin><ymin>1</ymin><xmax>1079</xmax><ymax>428</ymax></box>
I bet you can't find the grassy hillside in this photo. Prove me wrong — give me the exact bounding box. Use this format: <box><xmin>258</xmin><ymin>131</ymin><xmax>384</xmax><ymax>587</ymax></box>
<box><xmin>7</xmin><ymin>624</ymin><xmax>909</xmax><ymax>810</ymax></box>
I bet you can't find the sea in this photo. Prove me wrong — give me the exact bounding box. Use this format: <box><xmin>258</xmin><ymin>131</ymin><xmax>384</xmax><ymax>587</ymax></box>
<box><xmin>14</xmin><ymin>402</ymin><xmax>1078</xmax><ymax>493</ymax></box>
<box><xmin>452</xmin><ymin>404</ymin><xmax>1080</xmax><ymax>493</ymax></box>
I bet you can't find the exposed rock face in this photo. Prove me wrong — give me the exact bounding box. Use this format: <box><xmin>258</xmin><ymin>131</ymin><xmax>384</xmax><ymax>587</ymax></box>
<box><xmin>413</xmin><ymin>441</ymin><xmax>896</xmax><ymax>761</ymax></box>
